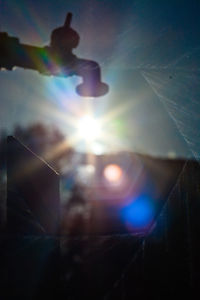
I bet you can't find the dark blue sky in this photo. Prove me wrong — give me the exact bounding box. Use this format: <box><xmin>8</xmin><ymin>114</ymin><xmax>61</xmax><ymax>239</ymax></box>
<box><xmin>0</xmin><ymin>0</ymin><xmax>200</xmax><ymax>158</ymax></box>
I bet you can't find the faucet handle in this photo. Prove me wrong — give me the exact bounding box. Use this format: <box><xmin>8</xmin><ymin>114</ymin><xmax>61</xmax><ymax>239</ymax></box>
<box><xmin>50</xmin><ymin>12</ymin><xmax>79</xmax><ymax>51</ymax></box>
<box><xmin>64</xmin><ymin>12</ymin><xmax>73</xmax><ymax>28</ymax></box>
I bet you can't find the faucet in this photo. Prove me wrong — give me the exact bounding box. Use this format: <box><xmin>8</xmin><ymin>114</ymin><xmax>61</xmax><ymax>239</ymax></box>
<box><xmin>0</xmin><ymin>13</ymin><xmax>109</xmax><ymax>97</ymax></box>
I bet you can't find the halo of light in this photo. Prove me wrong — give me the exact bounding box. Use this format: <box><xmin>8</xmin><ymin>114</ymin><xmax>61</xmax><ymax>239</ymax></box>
<box><xmin>103</xmin><ymin>164</ymin><xmax>123</xmax><ymax>184</ymax></box>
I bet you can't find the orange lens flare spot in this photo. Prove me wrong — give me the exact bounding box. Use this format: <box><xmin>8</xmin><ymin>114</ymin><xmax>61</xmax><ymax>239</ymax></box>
<box><xmin>103</xmin><ymin>164</ymin><xmax>123</xmax><ymax>183</ymax></box>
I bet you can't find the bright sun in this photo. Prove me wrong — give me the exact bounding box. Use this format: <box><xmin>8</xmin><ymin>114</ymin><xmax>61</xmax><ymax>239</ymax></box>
<box><xmin>77</xmin><ymin>115</ymin><xmax>102</xmax><ymax>142</ymax></box>
<box><xmin>54</xmin><ymin>96</ymin><xmax>134</xmax><ymax>154</ymax></box>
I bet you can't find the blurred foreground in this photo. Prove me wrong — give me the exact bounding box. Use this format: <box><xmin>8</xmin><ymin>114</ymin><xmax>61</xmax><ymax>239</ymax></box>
<box><xmin>0</xmin><ymin>133</ymin><xmax>199</xmax><ymax>299</ymax></box>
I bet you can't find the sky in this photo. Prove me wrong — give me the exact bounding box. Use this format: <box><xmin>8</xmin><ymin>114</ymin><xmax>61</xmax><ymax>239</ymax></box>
<box><xmin>0</xmin><ymin>0</ymin><xmax>200</xmax><ymax>158</ymax></box>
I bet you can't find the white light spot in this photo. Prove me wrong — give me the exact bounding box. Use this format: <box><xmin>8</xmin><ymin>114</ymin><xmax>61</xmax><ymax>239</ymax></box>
<box><xmin>77</xmin><ymin>115</ymin><xmax>102</xmax><ymax>142</ymax></box>
<box><xmin>103</xmin><ymin>164</ymin><xmax>123</xmax><ymax>184</ymax></box>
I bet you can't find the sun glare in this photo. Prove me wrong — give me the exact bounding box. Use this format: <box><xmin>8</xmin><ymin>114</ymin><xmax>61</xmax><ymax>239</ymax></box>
<box><xmin>77</xmin><ymin>115</ymin><xmax>102</xmax><ymax>142</ymax></box>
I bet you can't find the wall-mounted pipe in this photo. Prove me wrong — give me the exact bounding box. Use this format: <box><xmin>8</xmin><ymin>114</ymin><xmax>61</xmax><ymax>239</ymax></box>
<box><xmin>0</xmin><ymin>13</ymin><xmax>109</xmax><ymax>97</ymax></box>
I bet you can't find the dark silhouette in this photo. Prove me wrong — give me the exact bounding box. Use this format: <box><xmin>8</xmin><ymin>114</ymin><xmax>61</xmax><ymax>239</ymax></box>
<box><xmin>13</xmin><ymin>123</ymin><xmax>74</xmax><ymax>171</ymax></box>
<box><xmin>0</xmin><ymin>13</ymin><xmax>109</xmax><ymax>97</ymax></box>
<box><xmin>1</xmin><ymin>133</ymin><xmax>200</xmax><ymax>299</ymax></box>
<box><xmin>6</xmin><ymin>135</ymin><xmax>60</xmax><ymax>235</ymax></box>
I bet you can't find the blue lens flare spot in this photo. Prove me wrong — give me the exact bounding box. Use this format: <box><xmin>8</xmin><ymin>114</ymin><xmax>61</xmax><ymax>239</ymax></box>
<box><xmin>121</xmin><ymin>196</ymin><xmax>155</xmax><ymax>229</ymax></box>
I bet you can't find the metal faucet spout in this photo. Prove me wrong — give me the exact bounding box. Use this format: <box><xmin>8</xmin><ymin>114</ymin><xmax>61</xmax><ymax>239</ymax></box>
<box><xmin>74</xmin><ymin>59</ymin><xmax>109</xmax><ymax>97</ymax></box>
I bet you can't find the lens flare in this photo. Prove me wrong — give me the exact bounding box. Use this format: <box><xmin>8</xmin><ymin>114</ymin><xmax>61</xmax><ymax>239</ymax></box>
<box><xmin>121</xmin><ymin>196</ymin><xmax>154</xmax><ymax>230</ymax></box>
<box><xmin>103</xmin><ymin>164</ymin><xmax>123</xmax><ymax>184</ymax></box>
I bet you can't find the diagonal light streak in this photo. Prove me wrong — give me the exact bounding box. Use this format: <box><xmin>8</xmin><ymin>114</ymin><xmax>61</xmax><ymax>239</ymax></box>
<box><xmin>141</xmin><ymin>70</ymin><xmax>198</xmax><ymax>160</ymax></box>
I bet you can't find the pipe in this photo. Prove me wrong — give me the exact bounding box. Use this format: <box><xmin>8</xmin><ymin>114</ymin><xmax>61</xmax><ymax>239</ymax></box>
<box><xmin>0</xmin><ymin>13</ymin><xmax>109</xmax><ymax>97</ymax></box>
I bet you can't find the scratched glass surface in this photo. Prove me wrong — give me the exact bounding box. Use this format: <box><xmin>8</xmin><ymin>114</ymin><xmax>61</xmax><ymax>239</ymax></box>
<box><xmin>0</xmin><ymin>0</ymin><xmax>200</xmax><ymax>299</ymax></box>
